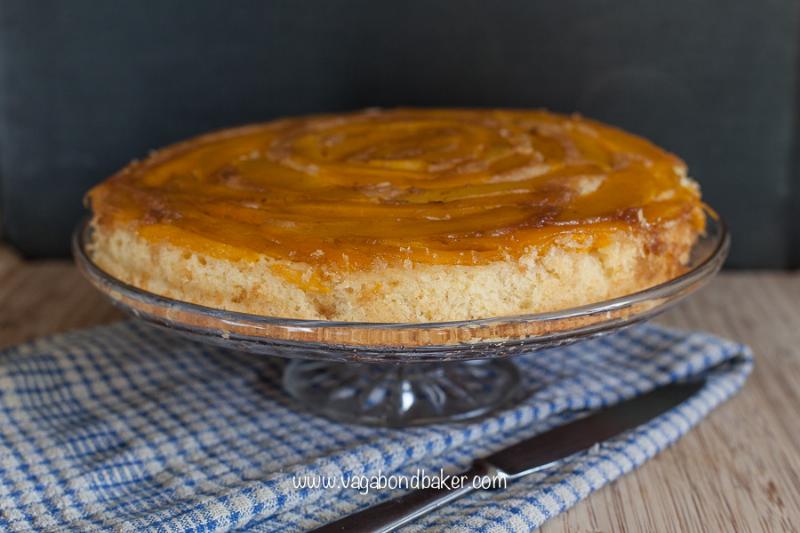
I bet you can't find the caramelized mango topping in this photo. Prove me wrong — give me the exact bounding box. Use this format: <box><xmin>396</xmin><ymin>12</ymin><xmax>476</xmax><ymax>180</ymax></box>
<box><xmin>88</xmin><ymin>108</ymin><xmax>703</xmax><ymax>269</ymax></box>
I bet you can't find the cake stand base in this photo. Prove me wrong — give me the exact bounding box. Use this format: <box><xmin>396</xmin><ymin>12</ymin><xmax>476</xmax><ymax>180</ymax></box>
<box><xmin>282</xmin><ymin>359</ymin><xmax>522</xmax><ymax>427</ymax></box>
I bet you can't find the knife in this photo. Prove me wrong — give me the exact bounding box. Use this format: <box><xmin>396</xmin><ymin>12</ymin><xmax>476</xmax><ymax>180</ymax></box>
<box><xmin>311</xmin><ymin>379</ymin><xmax>704</xmax><ymax>533</ymax></box>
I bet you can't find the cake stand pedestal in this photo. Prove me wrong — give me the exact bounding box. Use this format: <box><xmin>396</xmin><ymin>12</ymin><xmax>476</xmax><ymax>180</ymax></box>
<box><xmin>283</xmin><ymin>359</ymin><xmax>521</xmax><ymax>426</ymax></box>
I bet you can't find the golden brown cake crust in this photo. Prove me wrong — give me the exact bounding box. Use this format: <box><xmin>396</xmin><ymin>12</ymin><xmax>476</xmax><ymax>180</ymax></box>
<box><xmin>87</xmin><ymin>108</ymin><xmax>704</xmax><ymax>322</ymax></box>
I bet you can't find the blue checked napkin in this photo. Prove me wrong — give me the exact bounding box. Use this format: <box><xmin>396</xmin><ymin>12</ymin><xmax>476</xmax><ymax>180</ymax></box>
<box><xmin>0</xmin><ymin>321</ymin><xmax>751</xmax><ymax>532</ymax></box>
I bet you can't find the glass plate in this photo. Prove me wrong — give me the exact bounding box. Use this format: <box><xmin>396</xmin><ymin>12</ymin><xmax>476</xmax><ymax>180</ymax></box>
<box><xmin>73</xmin><ymin>210</ymin><xmax>728</xmax><ymax>426</ymax></box>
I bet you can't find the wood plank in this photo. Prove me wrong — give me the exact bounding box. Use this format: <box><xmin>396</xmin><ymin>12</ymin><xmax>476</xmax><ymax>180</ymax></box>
<box><xmin>542</xmin><ymin>272</ymin><xmax>800</xmax><ymax>533</ymax></box>
<box><xmin>0</xmin><ymin>247</ymin><xmax>121</xmax><ymax>348</ymax></box>
<box><xmin>0</xmin><ymin>246</ymin><xmax>797</xmax><ymax>531</ymax></box>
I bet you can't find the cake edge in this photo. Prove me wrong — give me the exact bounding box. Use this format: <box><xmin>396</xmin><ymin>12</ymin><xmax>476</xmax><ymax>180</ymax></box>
<box><xmin>87</xmin><ymin>213</ymin><xmax>702</xmax><ymax>323</ymax></box>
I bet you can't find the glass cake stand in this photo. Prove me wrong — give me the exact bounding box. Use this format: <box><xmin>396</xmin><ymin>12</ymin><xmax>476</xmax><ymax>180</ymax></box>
<box><xmin>73</xmin><ymin>211</ymin><xmax>728</xmax><ymax>427</ymax></box>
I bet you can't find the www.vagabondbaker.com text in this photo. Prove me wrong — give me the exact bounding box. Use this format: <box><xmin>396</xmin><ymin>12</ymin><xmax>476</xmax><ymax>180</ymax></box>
<box><xmin>292</xmin><ymin>468</ymin><xmax>507</xmax><ymax>495</ymax></box>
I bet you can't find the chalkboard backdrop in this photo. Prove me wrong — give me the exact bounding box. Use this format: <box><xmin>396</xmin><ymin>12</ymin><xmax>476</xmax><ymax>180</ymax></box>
<box><xmin>1</xmin><ymin>0</ymin><xmax>797</xmax><ymax>267</ymax></box>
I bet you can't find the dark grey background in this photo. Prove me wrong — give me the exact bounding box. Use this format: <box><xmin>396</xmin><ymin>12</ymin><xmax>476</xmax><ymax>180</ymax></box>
<box><xmin>1</xmin><ymin>0</ymin><xmax>797</xmax><ymax>267</ymax></box>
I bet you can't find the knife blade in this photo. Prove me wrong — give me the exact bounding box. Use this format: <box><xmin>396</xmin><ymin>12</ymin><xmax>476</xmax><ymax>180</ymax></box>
<box><xmin>311</xmin><ymin>379</ymin><xmax>703</xmax><ymax>533</ymax></box>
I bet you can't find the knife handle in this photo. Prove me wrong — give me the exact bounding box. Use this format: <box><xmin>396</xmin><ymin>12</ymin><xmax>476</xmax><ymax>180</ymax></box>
<box><xmin>310</xmin><ymin>462</ymin><xmax>495</xmax><ymax>533</ymax></box>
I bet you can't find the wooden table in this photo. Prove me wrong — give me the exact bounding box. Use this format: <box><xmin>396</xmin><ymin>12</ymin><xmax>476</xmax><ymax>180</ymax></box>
<box><xmin>0</xmin><ymin>246</ymin><xmax>797</xmax><ymax>532</ymax></box>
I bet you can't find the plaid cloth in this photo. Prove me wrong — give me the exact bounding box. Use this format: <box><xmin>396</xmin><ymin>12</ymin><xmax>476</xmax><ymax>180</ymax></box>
<box><xmin>0</xmin><ymin>321</ymin><xmax>751</xmax><ymax>532</ymax></box>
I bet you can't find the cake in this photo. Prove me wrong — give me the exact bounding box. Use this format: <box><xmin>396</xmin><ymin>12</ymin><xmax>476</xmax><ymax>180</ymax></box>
<box><xmin>86</xmin><ymin>108</ymin><xmax>705</xmax><ymax>323</ymax></box>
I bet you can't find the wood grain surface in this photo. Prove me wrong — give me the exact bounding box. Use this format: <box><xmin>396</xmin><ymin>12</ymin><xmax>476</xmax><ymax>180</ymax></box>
<box><xmin>0</xmin><ymin>245</ymin><xmax>797</xmax><ymax>532</ymax></box>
